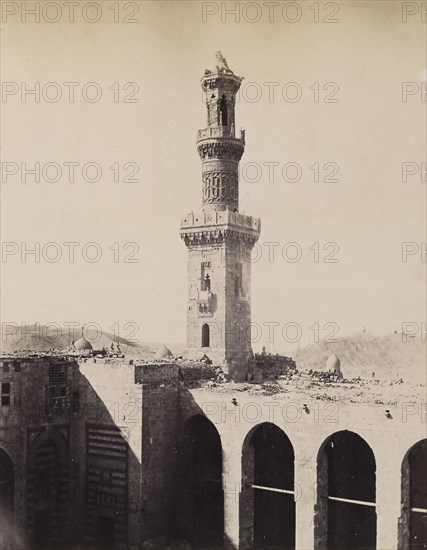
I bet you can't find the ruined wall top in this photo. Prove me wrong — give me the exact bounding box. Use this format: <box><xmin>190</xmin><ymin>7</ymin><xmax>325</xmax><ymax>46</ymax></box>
<box><xmin>201</xmin><ymin>51</ymin><xmax>243</xmax><ymax>88</ymax></box>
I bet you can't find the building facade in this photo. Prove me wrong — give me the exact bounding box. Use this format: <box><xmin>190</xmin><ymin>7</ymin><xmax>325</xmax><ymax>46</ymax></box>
<box><xmin>0</xmin><ymin>54</ymin><xmax>426</xmax><ymax>550</ymax></box>
<box><xmin>0</xmin><ymin>355</ymin><xmax>426</xmax><ymax>549</ymax></box>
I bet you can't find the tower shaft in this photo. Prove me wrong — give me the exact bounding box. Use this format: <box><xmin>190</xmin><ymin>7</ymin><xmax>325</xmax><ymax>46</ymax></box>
<box><xmin>180</xmin><ymin>53</ymin><xmax>261</xmax><ymax>380</ymax></box>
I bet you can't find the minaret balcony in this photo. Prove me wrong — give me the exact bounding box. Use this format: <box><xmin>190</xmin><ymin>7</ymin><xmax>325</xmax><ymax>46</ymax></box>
<box><xmin>181</xmin><ymin>209</ymin><xmax>261</xmax><ymax>232</ymax></box>
<box><xmin>197</xmin><ymin>290</ymin><xmax>214</xmax><ymax>315</ymax></box>
<box><xmin>180</xmin><ymin>209</ymin><xmax>261</xmax><ymax>249</ymax></box>
<box><xmin>197</xmin><ymin>126</ymin><xmax>245</xmax><ymax>144</ymax></box>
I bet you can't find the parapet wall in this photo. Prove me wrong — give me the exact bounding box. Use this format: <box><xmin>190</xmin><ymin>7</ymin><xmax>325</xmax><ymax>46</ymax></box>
<box><xmin>135</xmin><ymin>363</ymin><xmax>178</xmax><ymax>384</ymax></box>
<box><xmin>180</xmin><ymin>209</ymin><xmax>260</xmax><ymax>233</ymax></box>
<box><xmin>254</xmin><ymin>353</ymin><xmax>297</xmax><ymax>378</ymax></box>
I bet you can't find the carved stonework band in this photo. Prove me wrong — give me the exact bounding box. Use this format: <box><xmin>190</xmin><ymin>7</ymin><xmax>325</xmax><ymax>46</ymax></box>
<box><xmin>203</xmin><ymin>171</ymin><xmax>238</xmax><ymax>206</ymax></box>
<box><xmin>197</xmin><ymin>141</ymin><xmax>244</xmax><ymax>162</ymax></box>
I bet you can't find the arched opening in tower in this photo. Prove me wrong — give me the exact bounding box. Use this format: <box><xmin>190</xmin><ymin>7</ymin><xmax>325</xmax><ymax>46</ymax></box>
<box><xmin>220</xmin><ymin>95</ymin><xmax>228</xmax><ymax>127</ymax></box>
<box><xmin>316</xmin><ymin>430</ymin><xmax>376</xmax><ymax>550</ymax></box>
<box><xmin>401</xmin><ymin>438</ymin><xmax>427</xmax><ymax>549</ymax></box>
<box><xmin>241</xmin><ymin>422</ymin><xmax>295</xmax><ymax>549</ymax></box>
<box><xmin>234</xmin><ymin>275</ymin><xmax>240</xmax><ymax>298</ymax></box>
<box><xmin>0</xmin><ymin>448</ymin><xmax>15</xmax><ymax>548</ymax></box>
<box><xmin>202</xmin><ymin>323</ymin><xmax>210</xmax><ymax>347</ymax></box>
<box><xmin>178</xmin><ymin>415</ymin><xmax>224</xmax><ymax>548</ymax></box>
<box><xmin>27</xmin><ymin>434</ymin><xmax>69</xmax><ymax>547</ymax></box>
<box><xmin>202</xmin><ymin>274</ymin><xmax>211</xmax><ymax>291</ymax></box>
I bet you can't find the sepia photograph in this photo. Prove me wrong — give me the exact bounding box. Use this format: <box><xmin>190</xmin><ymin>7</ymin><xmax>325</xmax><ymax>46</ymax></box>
<box><xmin>0</xmin><ymin>1</ymin><xmax>426</xmax><ymax>549</ymax></box>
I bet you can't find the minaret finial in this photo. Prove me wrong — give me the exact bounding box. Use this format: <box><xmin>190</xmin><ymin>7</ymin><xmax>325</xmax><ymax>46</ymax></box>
<box><xmin>214</xmin><ymin>51</ymin><xmax>232</xmax><ymax>73</ymax></box>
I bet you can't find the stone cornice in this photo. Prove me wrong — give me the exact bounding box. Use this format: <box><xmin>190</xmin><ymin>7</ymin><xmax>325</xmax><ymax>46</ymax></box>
<box><xmin>180</xmin><ymin>226</ymin><xmax>260</xmax><ymax>249</ymax></box>
<box><xmin>197</xmin><ymin>139</ymin><xmax>244</xmax><ymax>161</ymax></box>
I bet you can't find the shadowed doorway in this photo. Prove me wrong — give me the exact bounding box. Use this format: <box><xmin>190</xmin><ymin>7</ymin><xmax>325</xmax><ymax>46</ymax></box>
<box><xmin>0</xmin><ymin>449</ymin><xmax>14</xmax><ymax>548</ymax></box>
<box><xmin>242</xmin><ymin>422</ymin><xmax>295</xmax><ymax>550</ymax></box>
<box><xmin>180</xmin><ymin>415</ymin><xmax>224</xmax><ymax>549</ymax></box>
<box><xmin>401</xmin><ymin>438</ymin><xmax>427</xmax><ymax>550</ymax></box>
<box><xmin>316</xmin><ymin>430</ymin><xmax>376</xmax><ymax>550</ymax></box>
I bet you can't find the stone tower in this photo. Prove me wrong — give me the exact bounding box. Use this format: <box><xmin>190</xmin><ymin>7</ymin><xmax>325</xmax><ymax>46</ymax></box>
<box><xmin>180</xmin><ymin>53</ymin><xmax>261</xmax><ymax>380</ymax></box>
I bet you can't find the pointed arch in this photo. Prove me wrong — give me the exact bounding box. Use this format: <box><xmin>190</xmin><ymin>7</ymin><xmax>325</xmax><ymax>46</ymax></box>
<box><xmin>241</xmin><ymin>422</ymin><xmax>295</xmax><ymax>549</ymax></box>
<box><xmin>220</xmin><ymin>94</ymin><xmax>228</xmax><ymax>127</ymax></box>
<box><xmin>315</xmin><ymin>430</ymin><xmax>376</xmax><ymax>550</ymax></box>
<box><xmin>0</xmin><ymin>448</ymin><xmax>15</xmax><ymax>549</ymax></box>
<box><xmin>26</xmin><ymin>430</ymin><xmax>70</xmax><ymax>546</ymax></box>
<box><xmin>400</xmin><ymin>438</ymin><xmax>427</xmax><ymax>549</ymax></box>
<box><xmin>202</xmin><ymin>323</ymin><xmax>210</xmax><ymax>348</ymax></box>
<box><xmin>177</xmin><ymin>414</ymin><xmax>224</xmax><ymax>548</ymax></box>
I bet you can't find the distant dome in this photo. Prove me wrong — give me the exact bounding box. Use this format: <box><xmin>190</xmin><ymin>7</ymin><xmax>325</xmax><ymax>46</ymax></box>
<box><xmin>326</xmin><ymin>354</ymin><xmax>340</xmax><ymax>372</ymax></box>
<box><xmin>74</xmin><ymin>337</ymin><xmax>93</xmax><ymax>351</ymax></box>
<box><xmin>155</xmin><ymin>344</ymin><xmax>173</xmax><ymax>359</ymax></box>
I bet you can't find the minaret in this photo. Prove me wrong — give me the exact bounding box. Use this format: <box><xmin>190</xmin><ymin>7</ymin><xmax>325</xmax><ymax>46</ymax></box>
<box><xmin>180</xmin><ymin>52</ymin><xmax>261</xmax><ymax>380</ymax></box>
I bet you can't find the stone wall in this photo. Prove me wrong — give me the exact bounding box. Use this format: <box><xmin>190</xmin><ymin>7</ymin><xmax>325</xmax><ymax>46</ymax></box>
<box><xmin>139</xmin><ymin>382</ymin><xmax>179</xmax><ymax>546</ymax></box>
<box><xmin>179</xmin><ymin>388</ymin><xmax>426</xmax><ymax>550</ymax></box>
<box><xmin>254</xmin><ymin>353</ymin><xmax>297</xmax><ymax>379</ymax></box>
<box><xmin>0</xmin><ymin>356</ymin><xmax>78</xmax><ymax>548</ymax></box>
<box><xmin>1</xmin><ymin>355</ymin><xmax>425</xmax><ymax>549</ymax></box>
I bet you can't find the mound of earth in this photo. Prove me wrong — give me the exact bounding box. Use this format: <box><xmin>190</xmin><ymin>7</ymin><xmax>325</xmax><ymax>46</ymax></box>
<box><xmin>294</xmin><ymin>332</ymin><xmax>425</xmax><ymax>383</ymax></box>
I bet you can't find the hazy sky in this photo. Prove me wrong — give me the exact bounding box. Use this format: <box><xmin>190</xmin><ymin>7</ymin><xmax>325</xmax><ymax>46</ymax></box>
<box><xmin>1</xmin><ymin>1</ymin><xmax>426</xmax><ymax>351</ymax></box>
